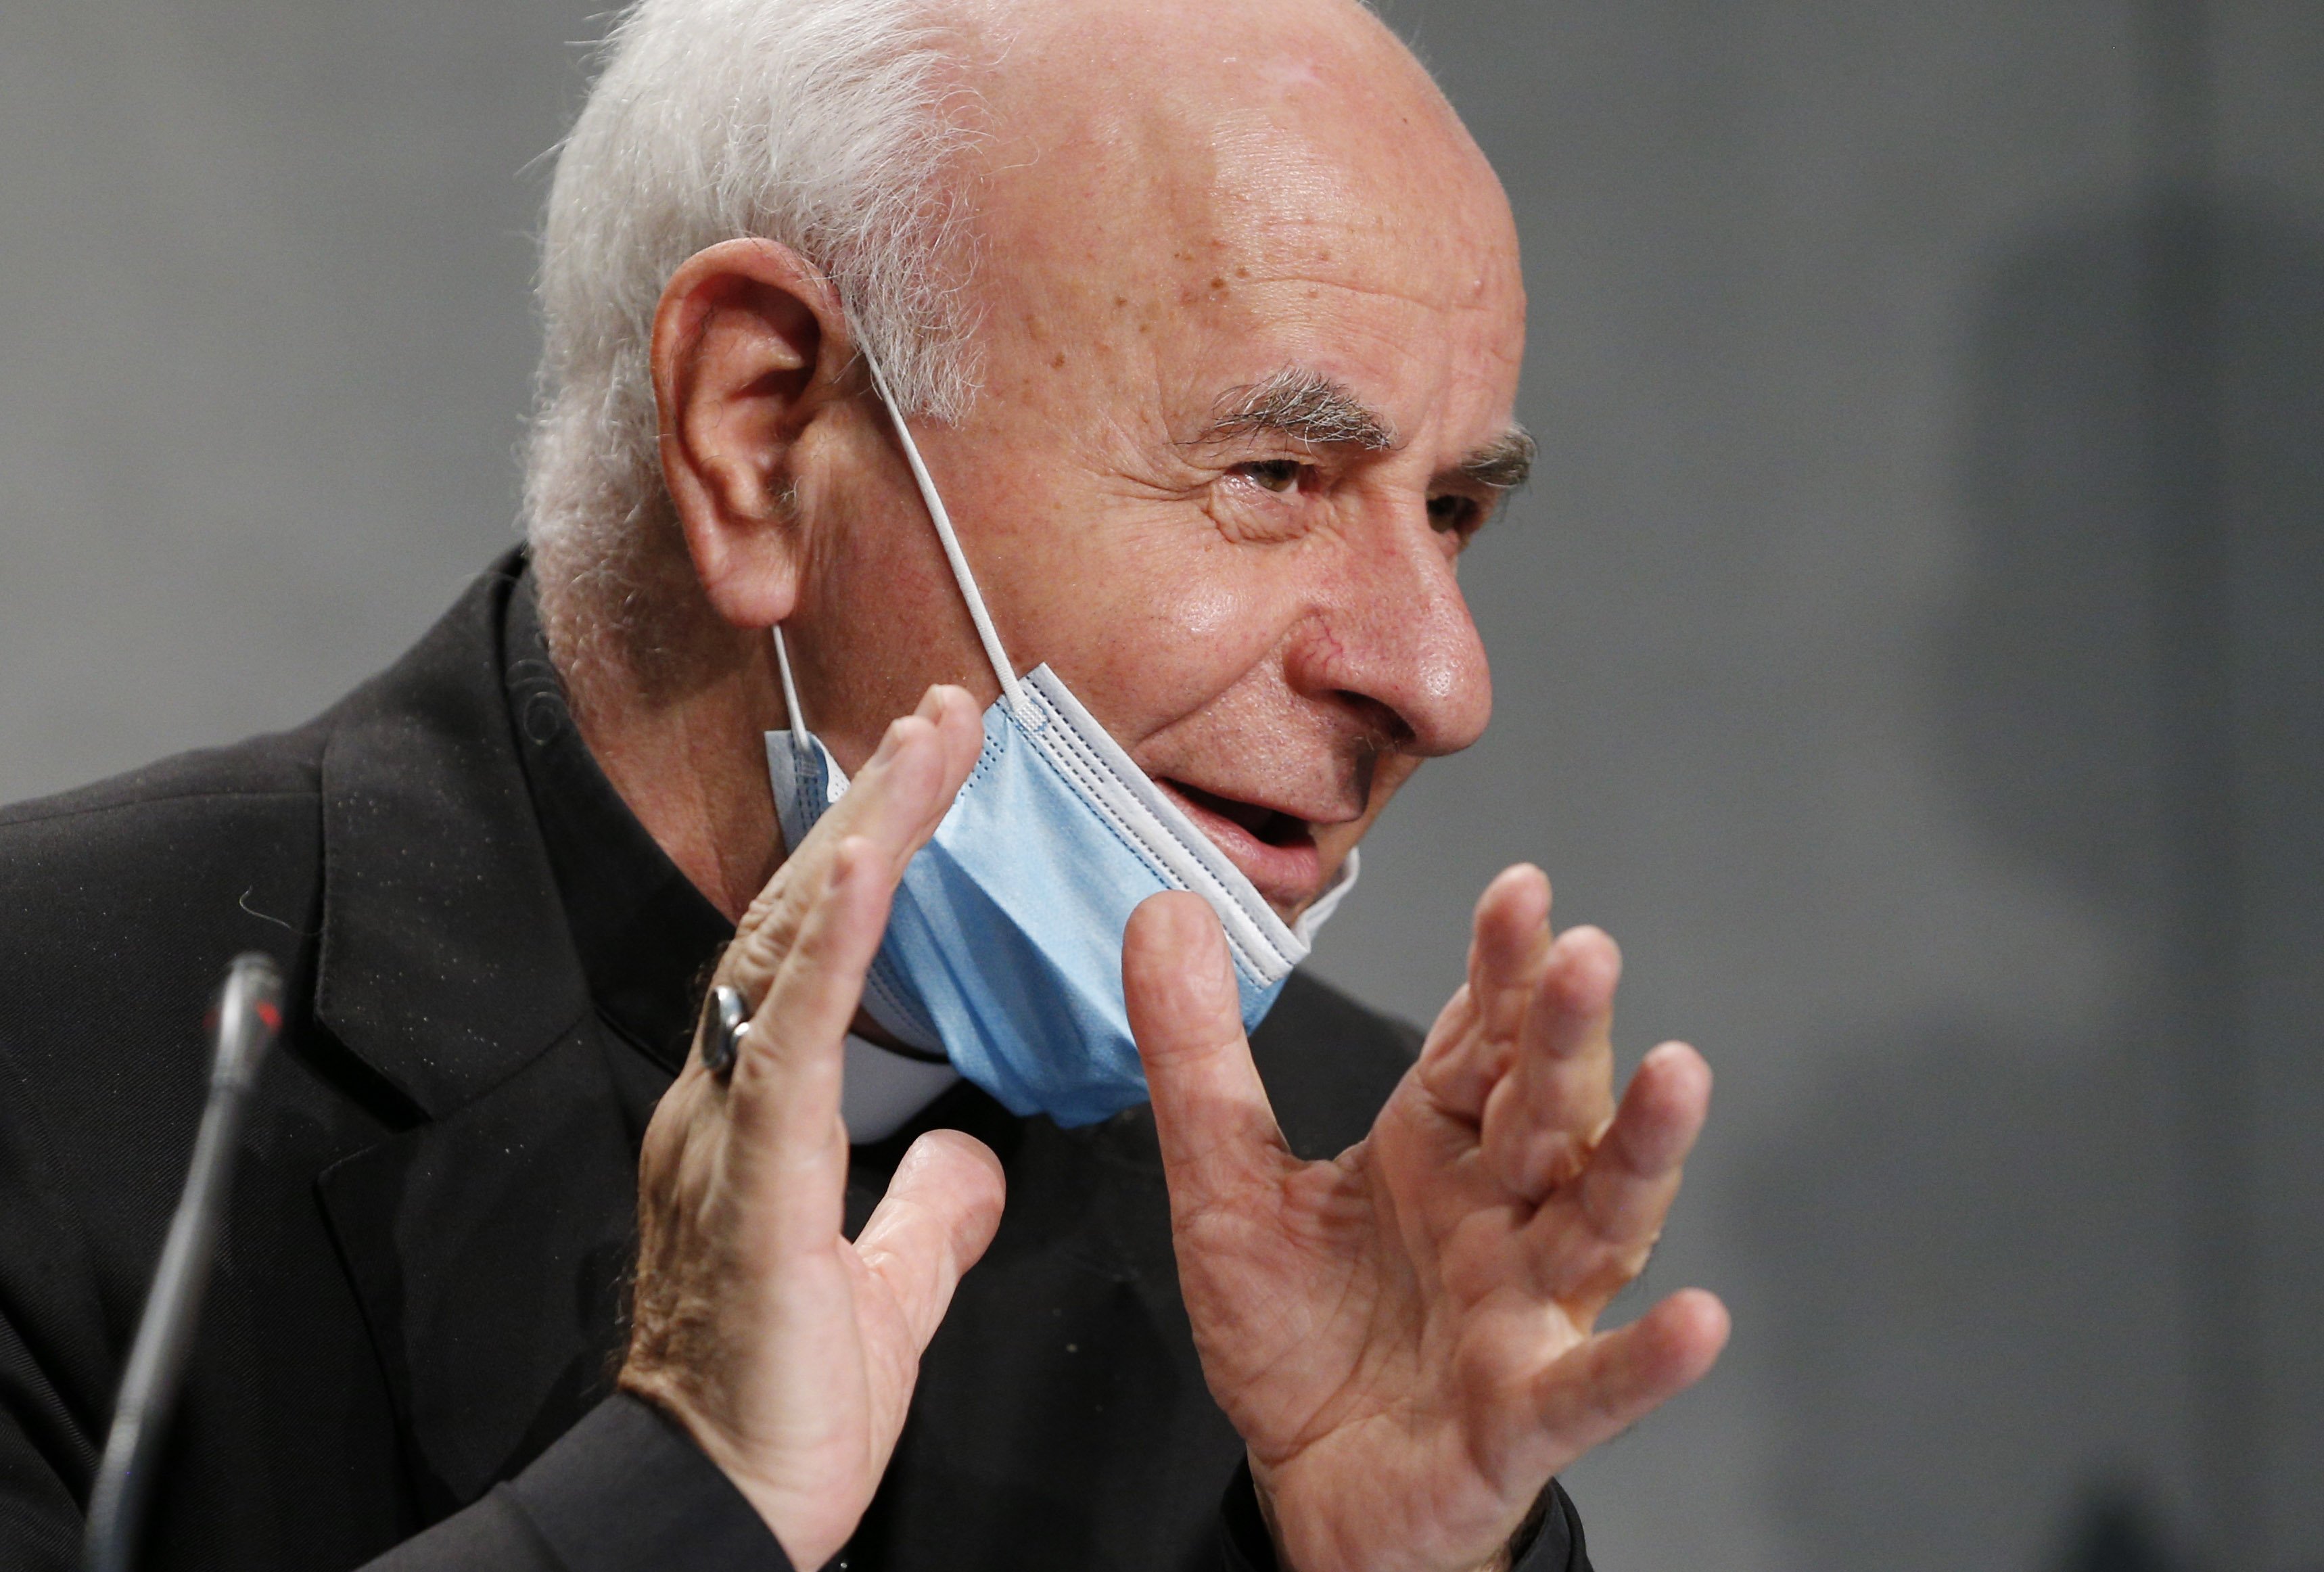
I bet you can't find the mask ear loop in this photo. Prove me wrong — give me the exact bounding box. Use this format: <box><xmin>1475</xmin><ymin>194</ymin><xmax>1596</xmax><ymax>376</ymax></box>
<box><xmin>860</xmin><ymin>351</ymin><xmax>1038</xmax><ymax>729</ymax></box>
<box><xmin>771</xmin><ymin>624</ymin><xmax>813</xmax><ymax>749</ymax></box>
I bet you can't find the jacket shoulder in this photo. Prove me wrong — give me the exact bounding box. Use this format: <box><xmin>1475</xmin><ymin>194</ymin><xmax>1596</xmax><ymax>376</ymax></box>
<box><xmin>0</xmin><ymin>551</ymin><xmax>524</xmax><ymax>844</ymax></box>
<box><xmin>0</xmin><ymin>725</ymin><xmax>332</xmax><ymax>988</ymax></box>
<box><xmin>0</xmin><ymin>720</ymin><xmax>328</xmax><ymax>835</ymax></box>
<box><xmin>1250</xmin><ymin>970</ymin><xmax>1423</xmax><ymax>1161</ymax></box>
<box><xmin>0</xmin><ymin>723</ymin><xmax>332</xmax><ymax>1065</ymax></box>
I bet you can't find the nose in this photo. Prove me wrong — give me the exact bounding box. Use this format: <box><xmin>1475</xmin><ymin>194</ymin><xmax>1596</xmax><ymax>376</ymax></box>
<box><xmin>1287</xmin><ymin>503</ymin><xmax>1493</xmax><ymax>758</ymax></box>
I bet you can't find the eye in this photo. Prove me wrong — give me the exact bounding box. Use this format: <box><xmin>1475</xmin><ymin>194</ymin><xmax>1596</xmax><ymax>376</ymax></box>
<box><xmin>1232</xmin><ymin>459</ymin><xmax>1305</xmax><ymax>494</ymax></box>
<box><xmin>1427</xmin><ymin>492</ymin><xmax>1483</xmax><ymax>536</ymax></box>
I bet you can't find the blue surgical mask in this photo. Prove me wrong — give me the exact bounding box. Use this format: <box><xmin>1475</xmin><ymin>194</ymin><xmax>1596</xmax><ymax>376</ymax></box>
<box><xmin>764</xmin><ymin>356</ymin><xmax>1357</xmax><ymax>1128</ymax></box>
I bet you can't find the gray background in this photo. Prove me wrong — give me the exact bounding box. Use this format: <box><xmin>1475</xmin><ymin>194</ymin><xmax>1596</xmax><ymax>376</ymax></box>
<box><xmin>1</xmin><ymin>2</ymin><xmax>2317</xmax><ymax>1568</ymax></box>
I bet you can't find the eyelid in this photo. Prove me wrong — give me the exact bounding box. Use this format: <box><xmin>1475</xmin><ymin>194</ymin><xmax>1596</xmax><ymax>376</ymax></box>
<box><xmin>1223</xmin><ymin>444</ymin><xmax>1321</xmax><ymax>471</ymax></box>
<box><xmin>1226</xmin><ymin>455</ymin><xmax>1311</xmax><ymax>484</ymax></box>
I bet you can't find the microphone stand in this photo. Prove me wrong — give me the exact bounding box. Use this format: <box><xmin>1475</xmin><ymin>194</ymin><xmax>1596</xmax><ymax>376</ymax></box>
<box><xmin>81</xmin><ymin>952</ymin><xmax>283</xmax><ymax>1572</ymax></box>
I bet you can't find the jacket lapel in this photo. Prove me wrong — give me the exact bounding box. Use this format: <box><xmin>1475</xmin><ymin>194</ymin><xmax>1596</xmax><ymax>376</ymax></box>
<box><xmin>315</xmin><ymin>1019</ymin><xmax>645</xmax><ymax>1519</ymax></box>
<box><xmin>312</xmin><ymin>558</ymin><xmax>585</xmax><ymax>1121</ymax></box>
<box><xmin>304</xmin><ymin>556</ymin><xmax>653</xmax><ymax>1519</ymax></box>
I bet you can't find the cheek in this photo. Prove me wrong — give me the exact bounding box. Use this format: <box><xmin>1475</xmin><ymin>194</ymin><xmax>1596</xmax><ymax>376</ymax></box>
<box><xmin>1025</xmin><ymin>520</ymin><xmax>1300</xmax><ymax>741</ymax></box>
<box><xmin>787</xmin><ymin>471</ymin><xmax>992</xmax><ymax>771</ymax></box>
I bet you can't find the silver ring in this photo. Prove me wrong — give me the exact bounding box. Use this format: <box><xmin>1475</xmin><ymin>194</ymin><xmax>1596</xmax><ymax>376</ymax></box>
<box><xmin>703</xmin><ymin>984</ymin><xmax>750</xmax><ymax>1078</ymax></box>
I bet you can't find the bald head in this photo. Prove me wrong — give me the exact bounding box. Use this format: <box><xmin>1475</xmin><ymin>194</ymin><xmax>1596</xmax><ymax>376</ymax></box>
<box><xmin>969</xmin><ymin>0</ymin><xmax>1509</xmax><ymax>260</ymax></box>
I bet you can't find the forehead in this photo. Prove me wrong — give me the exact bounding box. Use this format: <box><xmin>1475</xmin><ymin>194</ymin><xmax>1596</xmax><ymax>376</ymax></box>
<box><xmin>963</xmin><ymin>1</ymin><xmax>1526</xmax><ymax>440</ymax></box>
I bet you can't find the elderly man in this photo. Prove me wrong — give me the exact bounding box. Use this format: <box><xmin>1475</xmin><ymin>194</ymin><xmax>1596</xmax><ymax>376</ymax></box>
<box><xmin>0</xmin><ymin>0</ymin><xmax>1725</xmax><ymax>1569</ymax></box>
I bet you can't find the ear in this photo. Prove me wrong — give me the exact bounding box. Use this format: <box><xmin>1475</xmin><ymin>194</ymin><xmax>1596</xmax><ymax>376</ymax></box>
<box><xmin>652</xmin><ymin>237</ymin><xmax>856</xmax><ymax>630</ymax></box>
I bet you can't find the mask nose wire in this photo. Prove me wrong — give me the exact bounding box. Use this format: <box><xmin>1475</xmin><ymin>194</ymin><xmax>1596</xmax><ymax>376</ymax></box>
<box><xmin>860</xmin><ymin>352</ymin><xmax>1036</xmax><ymax>726</ymax></box>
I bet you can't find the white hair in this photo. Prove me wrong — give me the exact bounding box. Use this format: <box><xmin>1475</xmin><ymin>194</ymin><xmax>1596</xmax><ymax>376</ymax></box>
<box><xmin>525</xmin><ymin>0</ymin><xmax>985</xmax><ymax>690</ymax></box>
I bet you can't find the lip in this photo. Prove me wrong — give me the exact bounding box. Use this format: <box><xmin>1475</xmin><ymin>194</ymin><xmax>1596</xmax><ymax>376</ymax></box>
<box><xmin>1154</xmin><ymin>779</ymin><xmax>1326</xmax><ymax>913</ymax></box>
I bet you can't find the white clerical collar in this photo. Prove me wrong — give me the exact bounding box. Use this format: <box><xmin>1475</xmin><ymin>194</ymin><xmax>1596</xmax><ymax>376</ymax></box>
<box><xmin>841</xmin><ymin>1034</ymin><xmax>960</xmax><ymax>1144</ymax></box>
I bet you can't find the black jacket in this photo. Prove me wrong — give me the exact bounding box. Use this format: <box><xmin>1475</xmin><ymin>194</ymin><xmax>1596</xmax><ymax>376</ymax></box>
<box><xmin>0</xmin><ymin>557</ymin><xmax>1588</xmax><ymax>1571</ymax></box>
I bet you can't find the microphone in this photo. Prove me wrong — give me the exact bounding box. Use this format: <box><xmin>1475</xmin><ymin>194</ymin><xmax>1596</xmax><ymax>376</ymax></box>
<box><xmin>82</xmin><ymin>953</ymin><xmax>284</xmax><ymax>1572</ymax></box>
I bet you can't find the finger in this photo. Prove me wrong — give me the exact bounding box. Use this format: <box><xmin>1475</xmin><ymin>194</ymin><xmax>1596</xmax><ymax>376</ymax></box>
<box><xmin>838</xmin><ymin>683</ymin><xmax>983</xmax><ymax>881</ymax></box>
<box><xmin>1527</xmin><ymin>1289</ymin><xmax>1729</xmax><ymax>1469</ymax></box>
<box><xmin>723</xmin><ymin>685</ymin><xmax>981</xmax><ymax>993</ymax></box>
<box><xmin>756</xmin><ymin>687</ymin><xmax>971</xmax><ymax>913</ymax></box>
<box><xmin>1577</xmin><ymin>1040</ymin><xmax>1709</xmax><ymax>1241</ymax></box>
<box><xmin>1123</xmin><ymin>892</ymin><xmax>1295</xmax><ymax>1227</ymax></box>
<box><xmin>854</xmin><ymin>1129</ymin><xmax>1008</xmax><ymax>1351</ymax></box>
<box><xmin>1416</xmin><ymin>865</ymin><xmax>1553</xmax><ymax>1120</ymax></box>
<box><xmin>722</xmin><ymin>837</ymin><xmax>896</xmax><ymax>1222</ymax></box>
<box><xmin>1478</xmin><ymin>925</ymin><xmax>1621</xmax><ymax>1201</ymax></box>
<box><xmin>1527</xmin><ymin>1041</ymin><xmax>1711</xmax><ymax>1306</ymax></box>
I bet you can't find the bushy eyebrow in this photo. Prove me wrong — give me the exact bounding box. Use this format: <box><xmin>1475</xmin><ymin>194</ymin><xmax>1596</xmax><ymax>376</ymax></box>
<box><xmin>1199</xmin><ymin>369</ymin><xmax>1399</xmax><ymax>451</ymax></box>
<box><xmin>1457</xmin><ymin>425</ymin><xmax>1535</xmax><ymax>491</ymax></box>
<box><xmin>1195</xmin><ymin>366</ymin><xmax>1535</xmax><ymax>493</ymax></box>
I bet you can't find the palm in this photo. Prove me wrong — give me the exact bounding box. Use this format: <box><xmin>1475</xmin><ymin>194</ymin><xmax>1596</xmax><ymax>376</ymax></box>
<box><xmin>1125</xmin><ymin>869</ymin><xmax>1727</xmax><ymax>1572</ymax></box>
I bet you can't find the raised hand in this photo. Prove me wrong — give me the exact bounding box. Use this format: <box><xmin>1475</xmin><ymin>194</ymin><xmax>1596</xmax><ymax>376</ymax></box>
<box><xmin>619</xmin><ymin>686</ymin><xmax>1003</xmax><ymax>1571</ymax></box>
<box><xmin>1123</xmin><ymin>866</ymin><xmax>1729</xmax><ymax>1572</ymax></box>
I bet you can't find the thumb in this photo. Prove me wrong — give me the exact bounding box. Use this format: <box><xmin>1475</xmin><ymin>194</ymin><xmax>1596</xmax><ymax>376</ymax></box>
<box><xmin>854</xmin><ymin>1129</ymin><xmax>1007</xmax><ymax>1352</ymax></box>
<box><xmin>1123</xmin><ymin>892</ymin><xmax>1295</xmax><ymax>1224</ymax></box>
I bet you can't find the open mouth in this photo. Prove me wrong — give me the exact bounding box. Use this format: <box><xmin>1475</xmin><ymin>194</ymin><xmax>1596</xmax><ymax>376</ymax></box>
<box><xmin>1160</xmin><ymin>779</ymin><xmax>1315</xmax><ymax>850</ymax></box>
